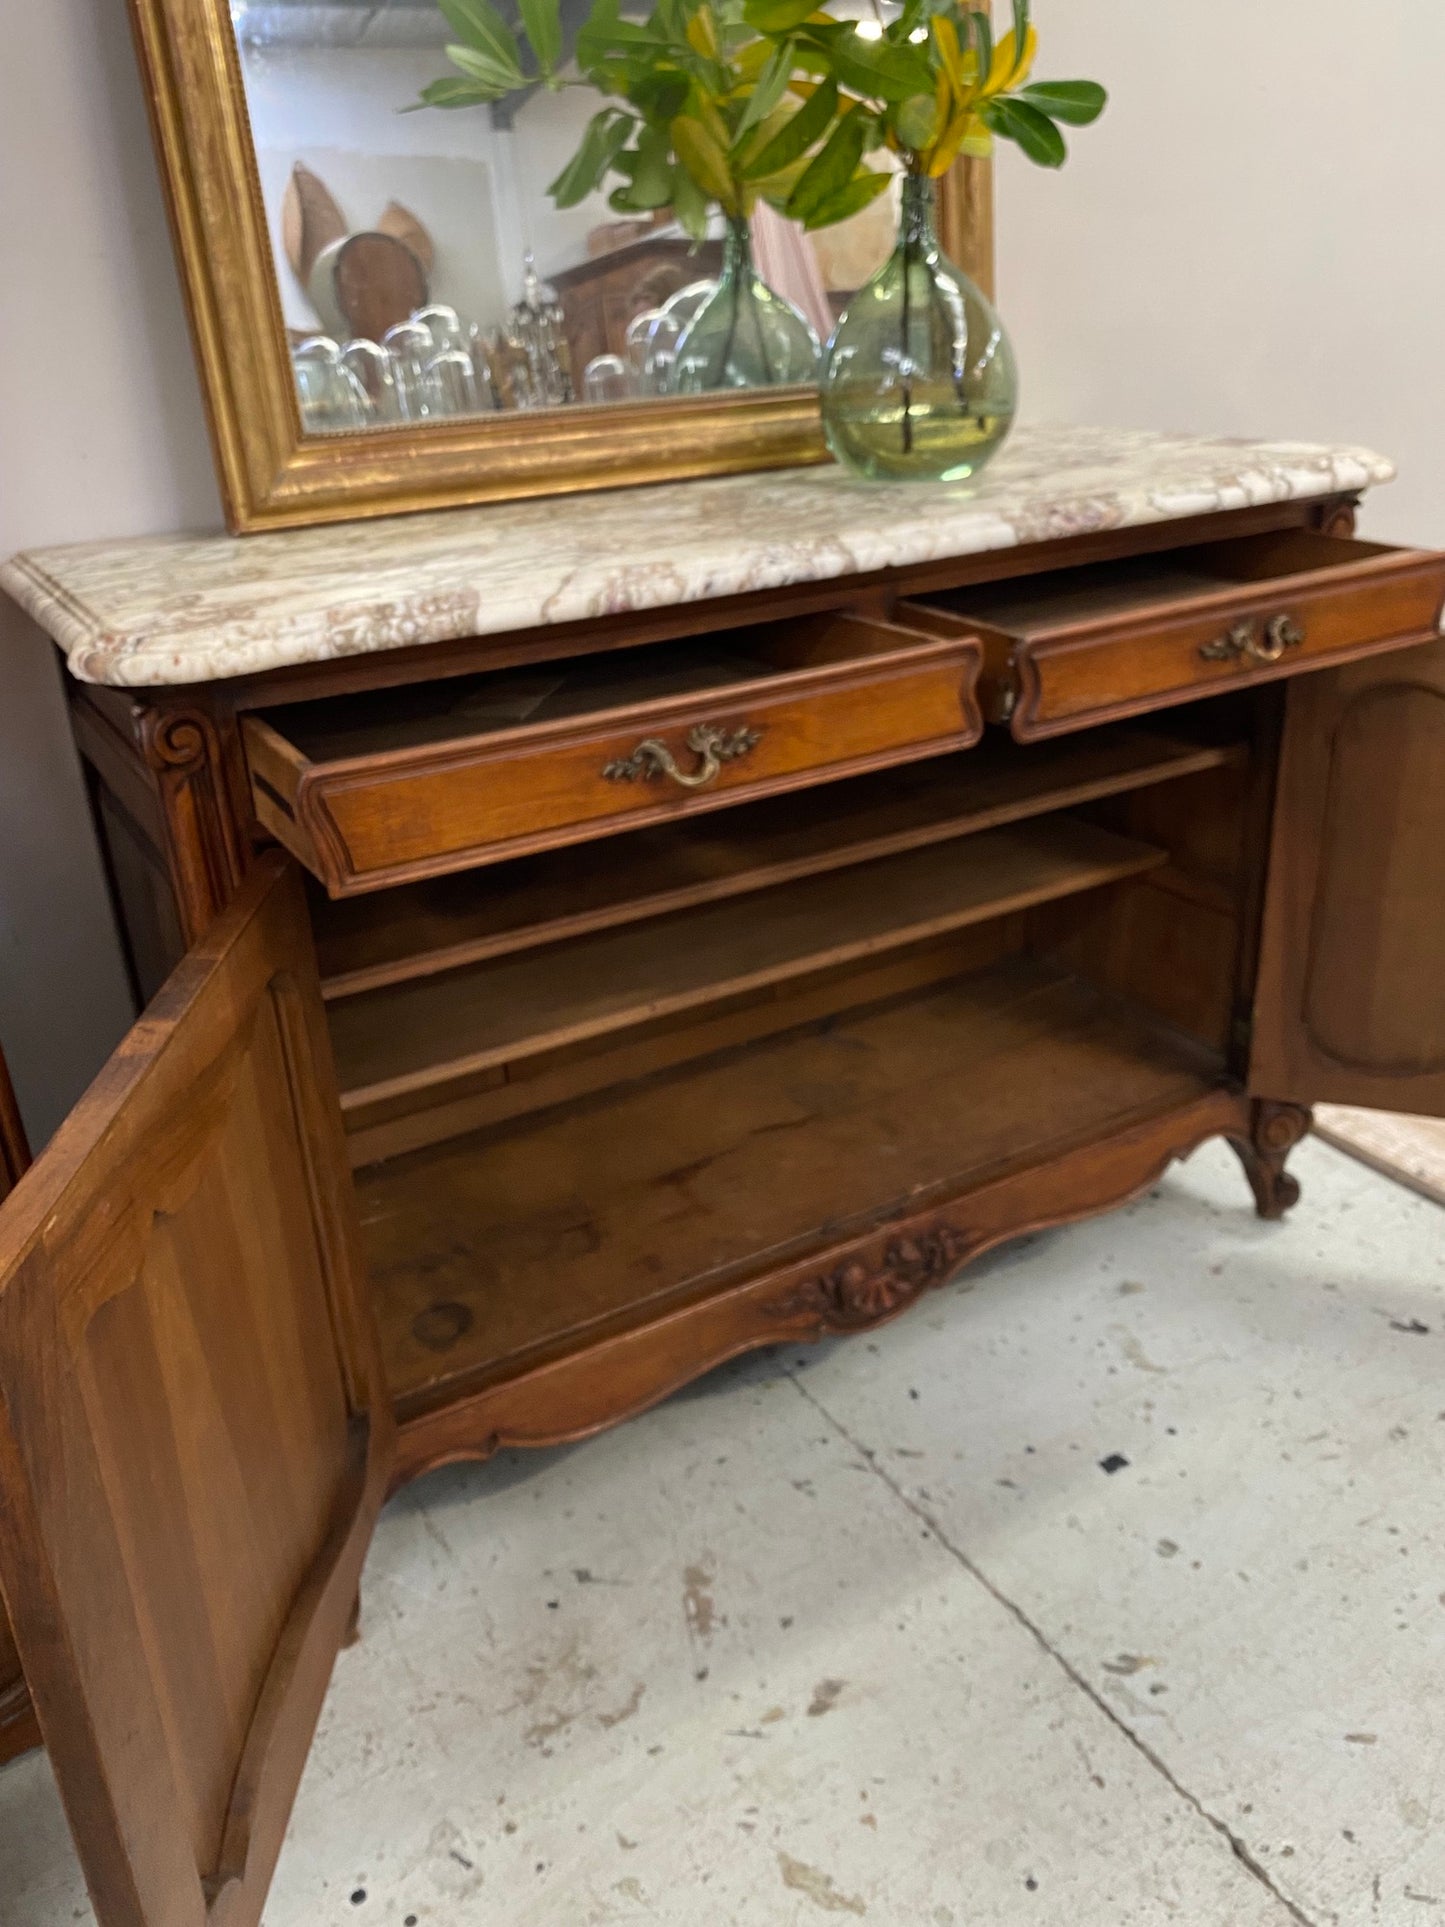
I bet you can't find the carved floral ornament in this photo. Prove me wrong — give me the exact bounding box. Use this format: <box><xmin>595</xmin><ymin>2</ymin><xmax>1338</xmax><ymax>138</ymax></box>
<box><xmin>774</xmin><ymin>1222</ymin><xmax>973</xmax><ymax>1329</ymax></box>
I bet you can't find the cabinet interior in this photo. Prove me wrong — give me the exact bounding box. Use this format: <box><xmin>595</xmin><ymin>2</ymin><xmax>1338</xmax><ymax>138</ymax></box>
<box><xmin>305</xmin><ymin>685</ymin><xmax>1271</xmax><ymax>1423</ymax></box>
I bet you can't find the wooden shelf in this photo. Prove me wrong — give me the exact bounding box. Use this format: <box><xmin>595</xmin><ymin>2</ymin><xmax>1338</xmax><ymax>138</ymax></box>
<box><xmin>330</xmin><ymin>814</ymin><xmax>1168</xmax><ymax>1123</ymax></box>
<box><xmin>357</xmin><ymin>958</ymin><xmax>1224</xmax><ymax>1413</ymax></box>
<box><xmin>315</xmin><ymin>724</ymin><xmax>1241</xmax><ymax>1000</ymax></box>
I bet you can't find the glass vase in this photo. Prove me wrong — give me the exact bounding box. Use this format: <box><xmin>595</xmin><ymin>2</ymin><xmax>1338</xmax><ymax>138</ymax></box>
<box><xmin>821</xmin><ymin>175</ymin><xmax>1017</xmax><ymax>484</ymax></box>
<box><xmin>668</xmin><ymin>217</ymin><xmax>821</xmax><ymax>394</ymax></box>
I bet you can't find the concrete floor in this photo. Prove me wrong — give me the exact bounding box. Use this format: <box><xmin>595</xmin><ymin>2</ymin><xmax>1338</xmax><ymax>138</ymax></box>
<box><xmin>3</xmin><ymin>1133</ymin><xmax>1444</xmax><ymax>1926</ymax></box>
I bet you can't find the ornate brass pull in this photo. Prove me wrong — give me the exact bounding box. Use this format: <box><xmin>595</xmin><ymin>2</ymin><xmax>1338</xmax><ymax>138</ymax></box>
<box><xmin>603</xmin><ymin>722</ymin><xmax>762</xmax><ymax>790</ymax></box>
<box><xmin>1199</xmin><ymin>614</ymin><xmax>1305</xmax><ymax>666</ymax></box>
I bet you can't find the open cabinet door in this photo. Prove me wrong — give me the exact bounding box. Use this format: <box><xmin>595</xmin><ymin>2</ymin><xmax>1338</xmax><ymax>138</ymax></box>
<box><xmin>0</xmin><ymin>1039</ymin><xmax>37</xmax><ymax>1761</ymax></box>
<box><xmin>0</xmin><ymin>853</ymin><xmax>395</xmax><ymax>1927</ymax></box>
<box><xmin>1251</xmin><ymin>636</ymin><xmax>1445</xmax><ymax>1115</ymax></box>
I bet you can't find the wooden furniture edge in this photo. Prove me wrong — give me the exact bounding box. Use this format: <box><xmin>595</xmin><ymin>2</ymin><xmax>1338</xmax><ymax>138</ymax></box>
<box><xmin>390</xmin><ymin>1082</ymin><xmax>1257</xmax><ymax>1485</ymax></box>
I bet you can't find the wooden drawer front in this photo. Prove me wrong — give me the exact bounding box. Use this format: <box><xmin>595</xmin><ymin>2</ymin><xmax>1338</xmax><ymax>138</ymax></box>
<box><xmin>904</xmin><ymin>532</ymin><xmax>1445</xmax><ymax>741</ymax></box>
<box><xmin>244</xmin><ymin>614</ymin><xmax>981</xmax><ymax>894</ymax></box>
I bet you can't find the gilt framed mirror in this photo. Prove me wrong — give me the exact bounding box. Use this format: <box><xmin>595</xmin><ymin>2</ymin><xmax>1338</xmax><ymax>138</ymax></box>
<box><xmin>127</xmin><ymin>0</ymin><xmax>993</xmax><ymax>532</ymax></box>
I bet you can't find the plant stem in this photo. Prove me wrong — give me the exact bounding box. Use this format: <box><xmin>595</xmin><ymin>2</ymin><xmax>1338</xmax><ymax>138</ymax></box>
<box><xmin>926</xmin><ymin>275</ymin><xmax>970</xmax><ymax>413</ymax></box>
<box><xmin>749</xmin><ymin>274</ymin><xmax>775</xmax><ymax>384</ymax></box>
<box><xmin>900</xmin><ymin>223</ymin><xmax>914</xmax><ymax>455</ymax></box>
<box><xmin>716</xmin><ymin>264</ymin><xmax>741</xmax><ymax>385</ymax></box>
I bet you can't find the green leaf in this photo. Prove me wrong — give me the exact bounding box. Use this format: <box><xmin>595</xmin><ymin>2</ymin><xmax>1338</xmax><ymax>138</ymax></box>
<box><xmin>611</xmin><ymin>121</ymin><xmax>676</xmax><ymax>207</ymax></box>
<box><xmin>446</xmin><ymin>41</ymin><xmax>526</xmax><ymax>91</ymax></box>
<box><xmin>738</xmin><ymin>75</ymin><xmax>837</xmax><ymax>179</ymax></box>
<box><xmin>735</xmin><ymin>35</ymin><xmax>795</xmax><ymax>138</ymax></box>
<box><xmin>743</xmin><ymin>0</ymin><xmax>819</xmax><ymax>31</ymax></box>
<box><xmin>577</xmin><ymin>6</ymin><xmax>669</xmax><ymax>65</ymax></box>
<box><xmin>808</xmin><ymin>24</ymin><xmax>933</xmax><ymax>104</ymax></box>
<box><xmin>982</xmin><ymin>94</ymin><xmax>1066</xmax><ymax>165</ymax></box>
<box><xmin>655</xmin><ymin>0</ymin><xmax>689</xmax><ymax>42</ymax></box>
<box><xmin>548</xmin><ymin>108</ymin><xmax>635</xmax><ymax>205</ymax></box>
<box><xmin>408</xmin><ymin>74</ymin><xmax>504</xmax><ymax>108</ymax></box>
<box><xmin>966</xmin><ymin>7</ymin><xmax>992</xmax><ymax>98</ymax></box>
<box><xmin>1012</xmin><ymin>79</ymin><xmax>1107</xmax><ymax>125</ymax></box>
<box><xmin>438</xmin><ymin>0</ymin><xmax>521</xmax><ymax>73</ymax></box>
<box><xmin>518</xmin><ymin>0</ymin><xmax>562</xmax><ymax>73</ymax></box>
<box><xmin>891</xmin><ymin>91</ymin><xmax>938</xmax><ymax>151</ymax></box>
<box><xmin>672</xmin><ymin>165</ymin><xmax>711</xmax><ymax>238</ymax></box>
<box><xmin>785</xmin><ymin>101</ymin><xmax>870</xmax><ymax>224</ymax></box>
<box><xmin>628</xmin><ymin>68</ymin><xmax>693</xmax><ymax>121</ymax></box>
<box><xmin>796</xmin><ymin>164</ymin><xmax>891</xmax><ymax>230</ymax></box>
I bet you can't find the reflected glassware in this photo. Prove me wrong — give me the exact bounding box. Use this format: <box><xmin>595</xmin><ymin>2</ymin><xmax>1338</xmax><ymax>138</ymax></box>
<box><xmin>820</xmin><ymin>175</ymin><xmax>1017</xmax><ymax>484</ymax></box>
<box><xmin>582</xmin><ymin>355</ymin><xmax>633</xmax><ymax>404</ymax></box>
<box><xmin>669</xmin><ymin>220</ymin><xmax>820</xmax><ymax>394</ymax></box>
<box><xmin>467</xmin><ymin>323</ymin><xmax>503</xmax><ymax>410</ymax></box>
<box><xmin>624</xmin><ymin>309</ymin><xmax>663</xmax><ymax>377</ymax></box>
<box><xmin>659</xmin><ymin>279</ymin><xmax>718</xmax><ymax>333</ymax></box>
<box><xmin>383</xmin><ymin>320</ymin><xmax>438</xmax><ymax>419</ymax></box>
<box><xmin>412</xmin><ymin>304</ymin><xmax>466</xmax><ymax>352</ymax></box>
<box><xmin>339</xmin><ymin>338</ymin><xmax>401</xmax><ymax>424</ymax></box>
<box><xmin>424</xmin><ymin>348</ymin><xmax>483</xmax><ymax>417</ymax></box>
<box><xmin>503</xmin><ymin>254</ymin><xmax>574</xmax><ymax>407</ymax></box>
<box><xmin>292</xmin><ymin>337</ymin><xmax>369</xmax><ymax>431</ymax></box>
<box><xmin>640</xmin><ymin>311</ymin><xmax>684</xmax><ymax>395</ymax></box>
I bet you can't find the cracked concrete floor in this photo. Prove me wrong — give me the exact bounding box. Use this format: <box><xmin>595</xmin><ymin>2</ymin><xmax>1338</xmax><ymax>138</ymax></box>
<box><xmin>3</xmin><ymin>1134</ymin><xmax>1443</xmax><ymax>1925</ymax></box>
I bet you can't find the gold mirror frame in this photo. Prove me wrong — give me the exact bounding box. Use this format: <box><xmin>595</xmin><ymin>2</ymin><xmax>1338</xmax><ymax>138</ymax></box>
<box><xmin>127</xmin><ymin>0</ymin><xmax>995</xmax><ymax>533</ymax></box>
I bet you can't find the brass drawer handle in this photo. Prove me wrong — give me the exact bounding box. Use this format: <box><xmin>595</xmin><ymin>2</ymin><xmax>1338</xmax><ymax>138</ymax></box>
<box><xmin>1199</xmin><ymin>615</ymin><xmax>1306</xmax><ymax>666</ymax></box>
<box><xmin>603</xmin><ymin>722</ymin><xmax>763</xmax><ymax>790</ymax></box>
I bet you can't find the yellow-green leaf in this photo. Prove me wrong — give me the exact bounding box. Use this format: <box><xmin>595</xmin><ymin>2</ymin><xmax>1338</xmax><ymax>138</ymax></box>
<box><xmin>927</xmin><ymin>106</ymin><xmax>984</xmax><ymax>175</ymax></box>
<box><xmin>685</xmin><ymin>6</ymin><xmax>719</xmax><ymax>59</ymax></box>
<box><xmin>986</xmin><ymin>23</ymin><xmax>1037</xmax><ymax>94</ymax></box>
<box><xmin>931</xmin><ymin>15</ymin><xmax>975</xmax><ymax>108</ymax></box>
<box><xmin>671</xmin><ymin>112</ymin><xmax>739</xmax><ymax>211</ymax></box>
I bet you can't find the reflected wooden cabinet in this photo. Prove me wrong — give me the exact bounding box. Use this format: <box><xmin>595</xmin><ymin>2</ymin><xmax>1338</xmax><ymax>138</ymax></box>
<box><xmin>4</xmin><ymin>492</ymin><xmax>1445</xmax><ymax>1923</ymax></box>
<box><xmin>551</xmin><ymin>232</ymin><xmax>723</xmax><ymax>379</ymax></box>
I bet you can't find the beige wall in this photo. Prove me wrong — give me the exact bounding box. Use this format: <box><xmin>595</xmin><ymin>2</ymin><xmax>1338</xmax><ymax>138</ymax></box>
<box><xmin>996</xmin><ymin>0</ymin><xmax>1445</xmax><ymax>547</ymax></box>
<box><xmin>0</xmin><ymin>0</ymin><xmax>222</xmax><ymax>1142</ymax></box>
<box><xmin>3</xmin><ymin>0</ymin><xmax>1443</xmax><ymax>1140</ymax></box>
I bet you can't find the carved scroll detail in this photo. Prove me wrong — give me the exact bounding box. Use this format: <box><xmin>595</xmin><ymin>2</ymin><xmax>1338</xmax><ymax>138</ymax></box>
<box><xmin>134</xmin><ymin>704</ymin><xmax>251</xmax><ymax>941</ymax></box>
<box><xmin>1227</xmin><ymin>1099</ymin><xmax>1312</xmax><ymax>1220</ymax></box>
<box><xmin>1314</xmin><ymin>500</ymin><xmax>1359</xmax><ymax>540</ymax></box>
<box><xmin>771</xmin><ymin>1223</ymin><xmax>973</xmax><ymax>1332</ymax></box>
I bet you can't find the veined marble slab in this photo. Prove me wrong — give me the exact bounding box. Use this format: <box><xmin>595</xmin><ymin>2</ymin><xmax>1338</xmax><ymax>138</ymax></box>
<box><xmin>1</xmin><ymin>425</ymin><xmax>1393</xmax><ymax>689</ymax></box>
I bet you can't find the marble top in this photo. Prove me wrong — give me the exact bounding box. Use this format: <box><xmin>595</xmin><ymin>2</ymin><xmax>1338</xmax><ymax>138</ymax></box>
<box><xmin>2</xmin><ymin>426</ymin><xmax>1394</xmax><ymax>689</ymax></box>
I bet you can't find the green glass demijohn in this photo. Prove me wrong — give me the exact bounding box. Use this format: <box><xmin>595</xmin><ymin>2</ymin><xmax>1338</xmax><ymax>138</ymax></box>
<box><xmin>821</xmin><ymin>176</ymin><xmax>1018</xmax><ymax>483</ymax></box>
<box><xmin>669</xmin><ymin>216</ymin><xmax>822</xmax><ymax>394</ymax></box>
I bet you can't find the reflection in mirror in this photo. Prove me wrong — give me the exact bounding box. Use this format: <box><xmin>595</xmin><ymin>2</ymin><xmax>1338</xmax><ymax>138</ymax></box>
<box><xmin>231</xmin><ymin>0</ymin><xmax>898</xmax><ymax>433</ymax></box>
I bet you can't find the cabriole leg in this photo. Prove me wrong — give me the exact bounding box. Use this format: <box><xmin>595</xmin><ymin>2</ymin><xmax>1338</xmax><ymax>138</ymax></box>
<box><xmin>1227</xmin><ymin>1100</ymin><xmax>1312</xmax><ymax>1220</ymax></box>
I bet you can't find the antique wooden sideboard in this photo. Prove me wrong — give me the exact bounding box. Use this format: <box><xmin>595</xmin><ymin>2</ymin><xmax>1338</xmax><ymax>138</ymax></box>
<box><xmin>2</xmin><ymin>426</ymin><xmax>1444</xmax><ymax>1926</ymax></box>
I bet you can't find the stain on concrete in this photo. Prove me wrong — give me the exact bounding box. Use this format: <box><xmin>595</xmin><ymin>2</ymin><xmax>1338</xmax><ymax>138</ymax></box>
<box><xmin>683</xmin><ymin>1562</ymin><xmax>717</xmax><ymax>1642</ymax></box>
<box><xmin>597</xmin><ymin>1682</ymin><xmax>646</xmax><ymax>1730</ymax></box>
<box><xmin>1112</xmin><ymin>1325</ymin><xmax>1168</xmax><ymax>1375</ymax></box>
<box><xmin>808</xmin><ymin>1678</ymin><xmax>846</xmax><ymax>1717</ymax></box>
<box><xmin>510</xmin><ymin>1638</ymin><xmax>601</xmax><ymax>1750</ymax></box>
<box><xmin>777</xmin><ymin>1851</ymin><xmax>868</xmax><ymax>1915</ymax></box>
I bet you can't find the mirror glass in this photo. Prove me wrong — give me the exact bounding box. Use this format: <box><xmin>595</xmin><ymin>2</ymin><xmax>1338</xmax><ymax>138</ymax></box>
<box><xmin>230</xmin><ymin>0</ymin><xmax>900</xmax><ymax>432</ymax></box>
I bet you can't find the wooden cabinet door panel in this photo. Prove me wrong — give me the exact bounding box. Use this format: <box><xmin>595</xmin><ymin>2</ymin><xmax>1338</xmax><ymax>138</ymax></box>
<box><xmin>0</xmin><ymin>854</ymin><xmax>394</xmax><ymax>1927</ymax></box>
<box><xmin>1250</xmin><ymin>638</ymin><xmax>1445</xmax><ymax>1114</ymax></box>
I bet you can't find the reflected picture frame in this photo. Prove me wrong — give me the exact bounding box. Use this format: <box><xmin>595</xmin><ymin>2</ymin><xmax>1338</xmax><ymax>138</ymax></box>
<box><xmin>127</xmin><ymin>0</ymin><xmax>996</xmax><ymax>533</ymax></box>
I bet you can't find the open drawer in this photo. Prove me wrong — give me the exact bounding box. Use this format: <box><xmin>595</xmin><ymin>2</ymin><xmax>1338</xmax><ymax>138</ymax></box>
<box><xmin>244</xmin><ymin>612</ymin><xmax>981</xmax><ymax>894</ymax></box>
<box><xmin>903</xmin><ymin>530</ymin><xmax>1445</xmax><ymax>740</ymax></box>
